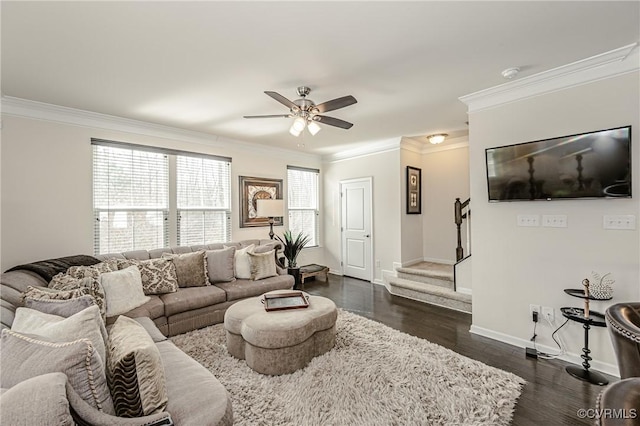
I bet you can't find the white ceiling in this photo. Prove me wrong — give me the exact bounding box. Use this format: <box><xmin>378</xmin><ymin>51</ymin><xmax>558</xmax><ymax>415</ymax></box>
<box><xmin>2</xmin><ymin>1</ymin><xmax>639</xmax><ymax>156</ymax></box>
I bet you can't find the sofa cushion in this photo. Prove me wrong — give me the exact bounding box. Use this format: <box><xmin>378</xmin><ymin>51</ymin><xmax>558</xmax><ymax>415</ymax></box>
<box><xmin>100</xmin><ymin>267</ymin><xmax>150</xmax><ymax>318</ymax></box>
<box><xmin>248</xmin><ymin>250</ymin><xmax>277</xmax><ymax>280</ymax></box>
<box><xmin>216</xmin><ymin>274</ymin><xmax>294</xmax><ymax>302</ymax></box>
<box><xmin>0</xmin><ymin>372</ymin><xmax>73</xmax><ymax>426</ymax></box>
<box><xmin>160</xmin><ymin>286</ymin><xmax>227</xmax><ymax>317</ymax></box>
<box><xmin>162</xmin><ymin>251</ymin><xmax>208</xmax><ymax>288</ymax></box>
<box><xmin>11</xmin><ymin>305</ymin><xmax>108</xmax><ymax>366</ymax></box>
<box><xmin>49</xmin><ymin>273</ymin><xmax>107</xmax><ymax>320</ymax></box>
<box><xmin>121</xmin><ymin>295</ymin><xmax>165</xmax><ymax>320</ymax></box>
<box><xmin>24</xmin><ymin>294</ymin><xmax>95</xmax><ymax>318</ymax></box>
<box><xmin>0</xmin><ymin>329</ymin><xmax>115</xmax><ymax>414</ymax></box>
<box><xmin>107</xmin><ymin>316</ymin><xmax>168</xmax><ymax>418</ymax></box>
<box><xmin>206</xmin><ymin>247</ymin><xmax>236</xmax><ymax>284</ymax></box>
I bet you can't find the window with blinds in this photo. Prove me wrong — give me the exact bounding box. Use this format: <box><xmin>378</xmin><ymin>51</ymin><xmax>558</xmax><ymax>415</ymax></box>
<box><xmin>93</xmin><ymin>144</ymin><xmax>169</xmax><ymax>254</ymax></box>
<box><xmin>177</xmin><ymin>155</ymin><xmax>231</xmax><ymax>245</ymax></box>
<box><xmin>93</xmin><ymin>139</ymin><xmax>233</xmax><ymax>255</ymax></box>
<box><xmin>287</xmin><ymin>166</ymin><xmax>319</xmax><ymax>247</ymax></box>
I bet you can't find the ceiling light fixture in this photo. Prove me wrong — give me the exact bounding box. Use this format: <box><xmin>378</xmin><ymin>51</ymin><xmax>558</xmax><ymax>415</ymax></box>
<box><xmin>501</xmin><ymin>67</ymin><xmax>520</xmax><ymax>79</ymax></box>
<box><xmin>428</xmin><ymin>134</ymin><xmax>448</xmax><ymax>144</ymax></box>
<box><xmin>307</xmin><ymin>120</ymin><xmax>321</xmax><ymax>136</ymax></box>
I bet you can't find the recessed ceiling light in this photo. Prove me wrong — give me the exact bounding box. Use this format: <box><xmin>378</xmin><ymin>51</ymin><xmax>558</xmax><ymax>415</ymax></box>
<box><xmin>428</xmin><ymin>134</ymin><xmax>448</xmax><ymax>144</ymax></box>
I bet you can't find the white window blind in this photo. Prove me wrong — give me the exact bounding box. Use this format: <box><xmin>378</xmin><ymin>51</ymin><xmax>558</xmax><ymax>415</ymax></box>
<box><xmin>287</xmin><ymin>166</ymin><xmax>319</xmax><ymax>247</ymax></box>
<box><xmin>93</xmin><ymin>144</ymin><xmax>169</xmax><ymax>254</ymax></box>
<box><xmin>177</xmin><ymin>155</ymin><xmax>232</xmax><ymax>245</ymax></box>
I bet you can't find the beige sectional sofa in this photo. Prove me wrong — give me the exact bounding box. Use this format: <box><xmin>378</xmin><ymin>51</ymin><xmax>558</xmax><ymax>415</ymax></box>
<box><xmin>0</xmin><ymin>239</ymin><xmax>295</xmax><ymax>425</ymax></box>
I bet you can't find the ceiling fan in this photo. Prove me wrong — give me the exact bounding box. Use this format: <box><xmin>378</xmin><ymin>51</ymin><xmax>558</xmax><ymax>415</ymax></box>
<box><xmin>244</xmin><ymin>86</ymin><xmax>357</xmax><ymax>136</ymax></box>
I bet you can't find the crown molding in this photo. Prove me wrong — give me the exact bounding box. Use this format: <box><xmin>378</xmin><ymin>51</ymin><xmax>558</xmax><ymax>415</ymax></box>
<box><xmin>0</xmin><ymin>96</ymin><xmax>320</xmax><ymax>162</ymax></box>
<box><xmin>323</xmin><ymin>137</ymin><xmax>402</xmax><ymax>163</ymax></box>
<box><xmin>459</xmin><ymin>43</ymin><xmax>639</xmax><ymax>112</ymax></box>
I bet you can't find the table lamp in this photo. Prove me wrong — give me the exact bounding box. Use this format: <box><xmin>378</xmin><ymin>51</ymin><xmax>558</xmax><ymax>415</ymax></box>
<box><xmin>256</xmin><ymin>199</ymin><xmax>284</xmax><ymax>240</ymax></box>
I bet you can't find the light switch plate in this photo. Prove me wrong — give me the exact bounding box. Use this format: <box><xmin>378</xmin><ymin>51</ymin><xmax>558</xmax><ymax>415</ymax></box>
<box><xmin>542</xmin><ymin>215</ymin><xmax>567</xmax><ymax>228</ymax></box>
<box><xmin>603</xmin><ymin>215</ymin><xmax>636</xmax><ymax>230</ymax></box>
<box><xmin>517</xmin><ymin>214</ymin><xmax>539</xmax><ymax>227</ymax></box>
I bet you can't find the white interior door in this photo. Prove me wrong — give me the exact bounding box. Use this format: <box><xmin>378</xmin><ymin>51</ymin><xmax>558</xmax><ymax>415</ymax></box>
<box><xmin>341</xmin><ymin>178</ymin><xmax>372</xmax><ymax>281</ymax></box>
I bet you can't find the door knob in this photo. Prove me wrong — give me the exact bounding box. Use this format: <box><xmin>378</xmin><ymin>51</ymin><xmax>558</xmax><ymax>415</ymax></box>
<box><xmin>364</xmin><ymin>234</ymin><xmax>370</xmax><ymax>238</ymax></box>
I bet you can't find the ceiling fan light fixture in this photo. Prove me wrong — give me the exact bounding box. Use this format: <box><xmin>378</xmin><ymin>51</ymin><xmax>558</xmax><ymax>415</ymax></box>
<box><xmin>307</xmin><ymin>120</ymin><xmax>321</xmax><ymax>136</ymax></box>
<box><xmin>428</xmin><ymin>134</ymin><xmax>448</xmax><ymax>144</ymax></box>
<box><xmin>289</xmin><ymin>123</ymin><xmax>302</xmax><ymax>137</ymax></box>
<box><xmin>292</xmin><ymin>117</ymin><xmax>306</xmax><ymax>132</ymax></box>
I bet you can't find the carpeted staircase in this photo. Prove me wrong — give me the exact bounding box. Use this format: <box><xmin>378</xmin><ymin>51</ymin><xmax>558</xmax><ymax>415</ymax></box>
<box><xmin>387</xmin><ymin>262</ymin><xmax>471</xmax><ymax>313</ymax></box>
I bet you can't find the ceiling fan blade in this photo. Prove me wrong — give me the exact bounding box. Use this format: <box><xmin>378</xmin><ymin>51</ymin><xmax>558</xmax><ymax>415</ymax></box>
<box><xmin>315</xmin><ymin>115</ymin><xmax>353</xmax><ymax>129</ymax></box>
<box><xmin>243</xmin><ymin>114</ymin><xmax>291</xmax><ymax>119</ymax></box>
<box><xmin>314</xmin><ymin>95</ymin><xmax>357</xmax><ymax>113</ymax></box>
<box><xmin>264</xmin><ymin>91</ymin><xmax>297</xmax><ymax>109</ymax></box>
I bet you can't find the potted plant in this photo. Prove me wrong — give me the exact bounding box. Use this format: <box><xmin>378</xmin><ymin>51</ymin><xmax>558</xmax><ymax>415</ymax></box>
<box><xmin>275</xmin><ymin>230</ymin><xmax>311</xmax><ymax>288</ymax></box>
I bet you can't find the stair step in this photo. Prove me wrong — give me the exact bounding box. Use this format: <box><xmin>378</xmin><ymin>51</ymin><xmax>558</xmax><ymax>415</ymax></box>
<box><xmin>387</xmin><ymin>277</ymin><xmax>471</xmax><ymax>314</ymax></box>
<box><xmin>396</xmin><ymin>261</ymin><xmax>454</xmax><ymax>289</ymax></box>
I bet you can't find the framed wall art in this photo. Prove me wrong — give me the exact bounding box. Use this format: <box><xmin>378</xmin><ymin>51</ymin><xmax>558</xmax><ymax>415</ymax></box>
<box><xmin>239</xmin><ymin>176</ymin><xmax>283</xmax><ymax>228</ymax></box>
<box><xmin>406</xmin><ymin>166</ymin><xmax>422</xmax><ymax>214</ymax></box>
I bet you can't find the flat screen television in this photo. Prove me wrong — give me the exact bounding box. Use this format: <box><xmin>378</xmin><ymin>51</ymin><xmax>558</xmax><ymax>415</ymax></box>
<box><xmin>486</xmin><ymin>126</ymin><xmax>632</xmax><ymax>201</ymax></box>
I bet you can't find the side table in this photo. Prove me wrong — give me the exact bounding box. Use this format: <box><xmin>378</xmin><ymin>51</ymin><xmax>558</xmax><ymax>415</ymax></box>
<box><xmin>561</xmin><ymin>288</ymin><xmax>612</xmax><ymax>386</ymax></box>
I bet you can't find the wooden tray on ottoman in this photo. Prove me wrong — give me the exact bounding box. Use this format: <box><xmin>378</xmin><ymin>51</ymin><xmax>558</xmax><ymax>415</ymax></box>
<box><xmin>262</xmin><ymin>291</ymin><xmax>310</xmax><ymax>311</ymax></box>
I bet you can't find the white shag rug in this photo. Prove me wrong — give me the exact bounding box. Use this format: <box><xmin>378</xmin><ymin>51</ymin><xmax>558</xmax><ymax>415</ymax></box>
<box><xmin>171</xmin><ymin>310</ymin><xmax>524</xmax><ymax>426</ymax></box>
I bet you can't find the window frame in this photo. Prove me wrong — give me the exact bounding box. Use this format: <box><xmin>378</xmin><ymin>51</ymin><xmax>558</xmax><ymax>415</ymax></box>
<box><xmin>286</xmin><ymin>165</ymin><xmax>320</xmax><ymax>248</ymax></box>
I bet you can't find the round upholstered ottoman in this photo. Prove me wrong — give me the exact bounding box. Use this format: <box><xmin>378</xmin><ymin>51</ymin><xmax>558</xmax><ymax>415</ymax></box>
<box><xmin>224</xmin><ymin>290</ymin><xmax>338</xmax><ymax>375</ymax></box>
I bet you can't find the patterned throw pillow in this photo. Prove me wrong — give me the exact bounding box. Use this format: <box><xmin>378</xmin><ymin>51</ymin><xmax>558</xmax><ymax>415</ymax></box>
<box><xmin>107</xmin><ymin>316</ymin><xmax>168</xmax><ymax>417</ymax></box>
<box><xmin>248</xmin><ymin>250</ymin><xmax>277</xmax><ymax>280</ymax></box>
<box><xmin>161</xmin><ymin>251</ymin><xmax>208</xmax><ymax>288</ymax></box>
<box><xmin>128</xmin><ymin>258</ymin><xmax>178</xmax><ymax>295</ymax></box>
<box><xmin>23</xmin><ymin>285</ymin><xmax>93</xmax><ymax>303</ymax></box>
<box><xmin>0</xmin><ymin>329</ymin><xmax>115</xmax><ymax>414</ymax></box>
<box><xmin>49</xmin><ymin>274</ymin><xmax>106</xmax><ymax>320</ymax></box>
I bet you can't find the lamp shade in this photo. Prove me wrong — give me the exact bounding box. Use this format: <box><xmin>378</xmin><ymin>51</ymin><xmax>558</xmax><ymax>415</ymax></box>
<box><xmin>256</xmin><ymin>199</ymin><xmax>284</xmax><ymax>218</ymax></box>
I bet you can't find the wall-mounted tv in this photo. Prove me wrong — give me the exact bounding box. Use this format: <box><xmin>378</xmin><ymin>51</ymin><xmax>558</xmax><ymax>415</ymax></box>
<box><xmin>486</xmin><ymin>126</ymin><xmax>632</xmax><ymax>202</ymax></box>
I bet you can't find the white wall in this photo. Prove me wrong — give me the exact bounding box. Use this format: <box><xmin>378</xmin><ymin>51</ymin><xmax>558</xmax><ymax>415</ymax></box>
<box><xmin>422</xmin><ymin>144</ymin><xmax>469</xmax><ymax>264</ymax></box>
<box><xmin>323</xmin><ymin>148</ymin><xmax>401</xmax><ymax>283</ymax></box>
<box><xmin>0</xmin><ymin>114</ymin><xmax>323</xmax><ymax>270</ymax></box>
<box><xmin>400</xmin><ymin>147</ymin><xmax>424</xmax><ymax>266</ymax></box>
<box><xmin>468</xmin><ymin>71</ymin><xmax>640</xmax><ymax>372</ymax></box>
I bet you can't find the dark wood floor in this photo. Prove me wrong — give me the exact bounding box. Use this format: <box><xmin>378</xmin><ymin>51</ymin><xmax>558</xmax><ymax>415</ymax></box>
<box><xmin>302</xmin><ymin>274</ymin><xmax>617</xmax><ymax>426</ymax></box>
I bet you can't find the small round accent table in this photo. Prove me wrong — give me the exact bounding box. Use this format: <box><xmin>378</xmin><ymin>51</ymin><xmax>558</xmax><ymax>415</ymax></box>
<box><xmin>224</xmin><ymin>290</ymin><xmax>338</xmax><ymax>375</ymax></box>
<box><xmin>561</xmin><ymin>288</ymin><xmax>612</xmax><ymax>386</ymax></box>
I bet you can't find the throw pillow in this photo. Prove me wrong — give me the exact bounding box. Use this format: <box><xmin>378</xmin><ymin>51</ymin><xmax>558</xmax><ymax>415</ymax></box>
<box><xmin>23</xmin><ymin>285</ymin><xmax>92</xmax><ymax>303</ymax></box>
<box><xmin>49</xmin><ymin>274</ymin><xmax>107</xmax><ymax>320</ymax></box>
<box><xmin>231</xmin><ymin>244</ymin><xmax>255</xmax><ymax>280</ymax></box>
<box><xmin>107</xmin><ymin>316</ymin><xmax>168</xmax><ymax>417</ymax></box>
<box><xmin>206</xmin><ymin>246</ymin><xmax>236</xmax><ymax>283</ymax></box>
<box><xmin>100</xmin><ymin>266</ymin><xmax>150</xmax><ymax>318</ymax></box>
<box><xmin>0</xmin><ymin>329</ymin><xmax>115</xmax><ymax>414</ymax></box>
<box><xmin>161</xmin><ymin>251</ymin><xmax>208</xmax><ymax>287</ymax></box>
<box><xmin>248</xmin><ymin>249</ymin><xmax>277</xmax><ymax>280</ymax></box>
<box><xmin>0</xmin><ymin>373</ymin><xmax>74</xmax><ymax>426</ymax></box>
<box><xmin>128</xmin><ymin>258</ymin><xmax>178</xmax><ymax>295</ymax></box>
<box><xmin>11</xmin><ymin>305</ymin><xmax>108</xmax><ymax>366</ymax></box>
<box><xmin>24</xmin><ymin>294</ymin><xmax>95</xmax><ymax>318</ymax></box>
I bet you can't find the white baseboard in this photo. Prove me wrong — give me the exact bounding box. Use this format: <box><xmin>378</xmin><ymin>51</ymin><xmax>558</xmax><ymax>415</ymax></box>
<box><xmin>456</xmin><ymin>287</ymin><xmax>472</xmax><ymax>295</ymax></box>
<box><xmin>401</xmin><ymin>258</ymin><xmax>424</xmax><ymax>267</ymax></box>
<box><xmin>329</xmin><ymin>269</ymin><xmax>343</xmax><ymax>276</ymax></box>
<box><xmin>372</xmin><ymin>279</ymin><xmax>385</xmax><ymax>286</ymax></box>
<box><xmin>469</xmin><ymin>325</ymin><xmax>620</xmax><ymax>378</ymax></box>
<box><xmin>423</xmin><ymin>257</ymin><xmax>455</xmax><ymax>265</ymax></box>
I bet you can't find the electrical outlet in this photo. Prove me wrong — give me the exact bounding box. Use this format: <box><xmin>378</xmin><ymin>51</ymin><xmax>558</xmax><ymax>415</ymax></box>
<box><xmin>603</xmin><ymin>215</ymin><xmax>636</xmax><ymax>230</ymax></box>
<box><xmin>542</xmin><ymin>215</ymin><xmax>567</xmax><ymax>228</ymax></box>
<box><xmin>529</xmin><ymin>304</ymin><xmax>541</xmax><ymax>319</ymax></box>
<box><xmin>542</xmin><ymin>306</ymin><xmax>555</xmax><ymax>321</ymax></box>
<box><xmin>518</xmin><ymin>215</ymin><xmax>540</xmax><ymax>227</ymax></box>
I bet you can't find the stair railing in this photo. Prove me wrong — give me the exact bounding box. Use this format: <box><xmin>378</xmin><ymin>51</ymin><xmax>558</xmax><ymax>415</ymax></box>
<box><xmin>454</xmin><ymin>198</ymin><xmax>471</xmax><ymax>262</ymax></box>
